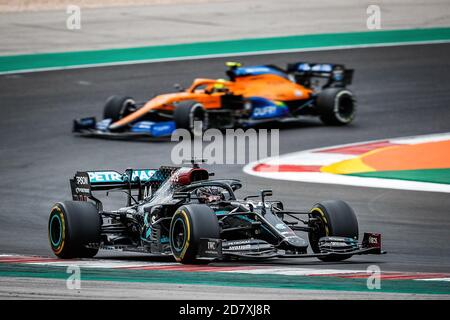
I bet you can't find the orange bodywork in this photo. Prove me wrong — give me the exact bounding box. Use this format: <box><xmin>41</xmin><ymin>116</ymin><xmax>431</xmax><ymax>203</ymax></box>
<box><xmin>110</xmin><ymin>73</ymin><xmax>312</xmax><ymax>129</ymax></box>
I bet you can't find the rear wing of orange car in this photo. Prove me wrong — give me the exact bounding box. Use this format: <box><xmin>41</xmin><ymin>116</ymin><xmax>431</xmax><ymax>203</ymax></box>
<box><xmin>286</xmin><ymin>62</ymin><xmax>354</xmax><ymax>89</ymax></box>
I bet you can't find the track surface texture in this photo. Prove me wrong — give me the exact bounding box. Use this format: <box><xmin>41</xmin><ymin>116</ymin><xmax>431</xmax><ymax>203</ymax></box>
<box><xmin>1</xmin><ymin>277</ymin><xmax>447</xmax><ymax>300</ymax></box>
<box><xmin>1</xmin><ymin>43</ymin><xmax>450</xmax><ymax>280</ymax></box>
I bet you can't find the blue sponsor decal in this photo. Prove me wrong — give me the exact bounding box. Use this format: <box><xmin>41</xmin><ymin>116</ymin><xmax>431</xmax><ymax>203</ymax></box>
<box><xmin>296</xmin><ymin>63</ymin><xmax>333</xmax><ymax>73</ymax></box>
<box><xmin>249</xmin><ymin>97</ymin><xmax>289</xmax><ymax>119</ymax></box>
<box><xmin>297</xmin><ymin>63</ymin><xmax>312</xmax><ymax>72</ymax></box>
<box><xmin>311</xmin><ymin>64</ymin><xmax>333</xmax><ymax>72</ymax></box>
<box><xmin>79</xmin><ymin>117</ymin><xmax>95</xmax><ymax>126</ymax></box>
<box><xmin>150</xmin><ymin>121</ymin><xmax>176</xmax><ymax>137</ymax></box>
<box><xmin>332</xmin><ymin>71</ymin><xmax>344</xmax><ymax>81</ymax></box>
<box><xmin>234</xmin><ymin>66</ymin><xmax>287</xmax><ymax>79</ymax></box>
<box><xmin>131</xmin><ymin>121</ymin><xmax>175</xmax><ymax>137</ymax></box>
<box><xmin>96</xmin><ymin>118</ymin><xmax>112</xmax><ymax>131</ymax></box>
<box><xmin>131</xmin><ymin>121</ymin><xmax>154</xmax><ymax>133</ymax></box>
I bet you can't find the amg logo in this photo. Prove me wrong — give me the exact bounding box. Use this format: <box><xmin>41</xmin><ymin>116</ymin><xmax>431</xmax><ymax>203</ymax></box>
<box><xmin>329</xmin><ymin>242</ymin><xmax>347</xmax><ymax>247</ymax></box>
<box><xmin>228</xmin><ymin>244</ymin><xmax>252</xmax><ymax>251</ymax></box>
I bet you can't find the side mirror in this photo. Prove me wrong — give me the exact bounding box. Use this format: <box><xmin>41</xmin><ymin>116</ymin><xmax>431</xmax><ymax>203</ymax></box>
<box><xmin>231</xmin><ymin>182</ymin><xmax>242</xmax><ymax>191</ymax></box>
<box><xmin>261</xmin><ymin>189</ymin><xmax>273</xmax><ymax>199</ymax></box>
<box><xmin>244</xmin><ymin>195</ymin><xmax>259</xmax><ymax>201</ymax></box>
<box><xmin>174</xmin><ymin>83</ymin><xmax>184</xmax><ymax>92</ymax></box>
<box><xmin>260</xmin><ymin>189</ymin><xmax>273</xmax><ymax>215</ymax></box>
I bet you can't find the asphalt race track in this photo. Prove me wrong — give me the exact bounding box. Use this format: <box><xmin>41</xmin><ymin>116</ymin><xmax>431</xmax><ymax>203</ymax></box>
<box><xmin>1</xmin><ymin>43</ymin><xmax>450</xmax><ymax>297</ymax></box>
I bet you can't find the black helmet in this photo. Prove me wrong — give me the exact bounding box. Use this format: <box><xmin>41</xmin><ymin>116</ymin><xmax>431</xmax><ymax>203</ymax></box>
<box><xmin>196</xmin><ymin>187</ymin><xmax>224</xmax><ymax>203</ymax></box>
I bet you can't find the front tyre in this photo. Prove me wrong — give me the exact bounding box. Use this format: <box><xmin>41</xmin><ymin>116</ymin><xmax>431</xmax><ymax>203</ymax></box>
<box><xmin>308</xmin><ymin>200</ymin><xmax>359</xmax><ymax>262</ymax></box>
<box><xmin>317</xmin><ymin>88</ymin><xmax>356</xmax><ymax>125</ymax></box>
<box><xmin>173</xmin><ymin>100</ymin><xmax>208</xmax><ymax>136</ymax></box>
<box><xmin>48</xmin><ymin>201</ymin><xmax>102</xmax><ymax>259</ymax></box>
<box><xmin>170</xmin><ymin>204</ymin><xmax>220</xmax><ymax>264</ymax></box>
<box><xmin>103</xmin><ymin>95</ymin><xmax>136</xmax><ymax>122</ymax></box>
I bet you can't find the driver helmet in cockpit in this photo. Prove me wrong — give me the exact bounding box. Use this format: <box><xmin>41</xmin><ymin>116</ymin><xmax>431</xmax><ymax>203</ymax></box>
<box><xmin>212</xmin><ymin>79</ymin><xmax>229</xmax><ymax>93</ymax></box>
<box><xmin>196</xmin><ymin>186</ymin><xmax>225</xmax><ymax>204</ymax></box>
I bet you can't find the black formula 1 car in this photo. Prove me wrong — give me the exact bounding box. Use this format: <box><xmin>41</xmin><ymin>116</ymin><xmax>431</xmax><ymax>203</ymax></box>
<box><xmin>49</xmin><ymin>162</ymin><xmax>383</xmax><ymax>263</ymax></box>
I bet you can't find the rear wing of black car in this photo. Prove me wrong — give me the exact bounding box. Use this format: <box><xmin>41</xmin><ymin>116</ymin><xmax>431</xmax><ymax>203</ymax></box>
<box><xmin>70</xmin><ymin>166</ymin><xmax>178</xmax><ymax>205</ymax></box>
<box><xmin>286</xmin><ymin>62</ymin><xmax>354</xmax><ymax>89</ymax></box>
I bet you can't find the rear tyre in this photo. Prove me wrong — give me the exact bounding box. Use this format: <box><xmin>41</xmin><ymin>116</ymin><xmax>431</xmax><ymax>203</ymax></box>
<box><xmin>317</xmin><ymin>88</ymin><xmax>356</xmax><ymax>125</ymax></box>
<box><xmin>103</xmin><ymin>95</ymin><xmax>136</xmax><ymax>122</ymax></box>
<box><xmin>48</xmin><ymin>201</ymin><xmax>102</xmax><ymax>259</ymax></box>
<box><xmin>308</xmin><ymin>200</ymin><xmax>359</xmax><ymax>262</ymax></box>
<box><xmin>169</xmin><ymin>204</ymin><xmax>220</xmax><ymax>264</ymax></box>
<box><xmin>173</xmin><ymin>100</ymin><xmax>207</xmax><ymax>136</ymax></box>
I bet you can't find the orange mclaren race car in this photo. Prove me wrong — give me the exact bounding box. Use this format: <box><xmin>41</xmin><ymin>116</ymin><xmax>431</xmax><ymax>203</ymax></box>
<box><xmin>73</xmin><ymin>61</ymin><xmax>356</xmax><ymax>138</ymax></box>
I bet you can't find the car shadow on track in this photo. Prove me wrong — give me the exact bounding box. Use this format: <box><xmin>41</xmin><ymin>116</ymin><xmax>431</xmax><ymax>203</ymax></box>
<box><xmin>73</xmin><ymin>119</ymin><xmax>330</xmax><ymax>144</ymax></box>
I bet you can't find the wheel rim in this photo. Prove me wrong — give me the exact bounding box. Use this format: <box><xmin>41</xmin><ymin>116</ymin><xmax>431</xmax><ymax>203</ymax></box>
<box><xmin>334</xmin><ymin>91</ymin><xmax>355</xmax><ymax>123</ymax></box>
<box><xmin>171</xmin><ymin>217</ymin><xmax>187</xmax><ymax>252</ymax></box>
<box><xmin>49</xmin><ymin>213</ymin><xmax>62</xmax><ymax>248</ymax></box>
<box><xmin>120</xmin><ymin>99</ymin><xmax>135</xmax><ymax>118</ymax></box>
<box><xmin>189</xmin><ymin>104</ymin><xmax>207</xmax><ymax>135</ymax></box>
<box><xmin>308</xmin><ymin>209</ymin><xmax>328</xmax><ymax>252</ymax></box>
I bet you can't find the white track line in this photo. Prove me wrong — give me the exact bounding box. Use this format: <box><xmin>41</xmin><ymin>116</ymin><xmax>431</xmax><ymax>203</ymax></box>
<box><xmin>223</xmin><ymin>267</ymin><xmax>367</xmax><ymax>276</ymax></box>
<box><xmin>416</xmin><ymin>278</ymin><xmax>450</xmax><ymax>282</ymax></box>
<box><xmin>1</xmin><ymin>40</ymin><xmax>450</xmax><ymax>76</ymax></box>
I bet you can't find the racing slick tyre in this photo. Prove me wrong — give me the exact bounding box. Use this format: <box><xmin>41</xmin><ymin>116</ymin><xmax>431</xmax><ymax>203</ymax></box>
<box><xmin>103</xmin><ymin>95</ymin><xmax>136</xmax><ymax>122</ymax></box>
<box><xmin>317</xmin><ymin>88</ymin><xmax>356</xmax><ymax>125</ymax></box>
<box><xmin>308</xmin><ymin>200</ymin><xmax>359</xmax><ymax>262</ymax></box>
<box><xmin>173</xmin><ymin>100</ymin><xmax>208</xmax><ymax>136</ymax></box>
<box><xmin>169</xmin><ymin>204</ymin><xmax>220</xmax><ymax>264</ymax></box>
<box><xmin>48</xmin><ymin>201</ymin><xmax>102</xmax><ymax>259</ymax></box>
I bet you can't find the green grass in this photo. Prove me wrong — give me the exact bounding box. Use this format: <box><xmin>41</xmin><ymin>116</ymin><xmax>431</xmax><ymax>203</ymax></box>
<box><xmin>346</xmin><ymin>168</ymin><xmax>450</xmax><ymax>185</ymax></box>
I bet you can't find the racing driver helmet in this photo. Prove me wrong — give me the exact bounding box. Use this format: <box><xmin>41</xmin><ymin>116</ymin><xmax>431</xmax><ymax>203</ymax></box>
<box><xmin>196</xmin><ymin>187</ymin><xmax>225</xmax><ymax>204</ymax></box>
<box><xmin>212</xmin><ymin>79</ymin><xmax>228</xmax><ymax>93</ymax></box>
